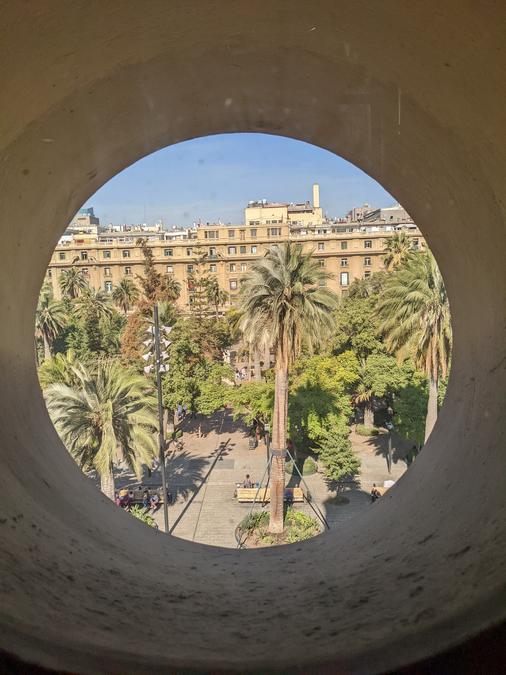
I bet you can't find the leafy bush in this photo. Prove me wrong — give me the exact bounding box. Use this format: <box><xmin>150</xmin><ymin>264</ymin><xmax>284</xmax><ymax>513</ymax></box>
<box><xmin>285</xmin><ymin>457</ymin><xmax>317</xmax><ymax>475</ymax></box>
<box><xmin>239</xmin><ymin>511</ymin><xmax>268</xmax><ymax>533</ymax></box>
<box><xmin>314</xmin><ymin>416</ymin><xmax>360</xmax><ymax>482</ymax></box>
<box><xmin>285</xmin><ymin>510</ymin><xmax>321</xmax><ymax>543</ymax></box>
<box><xmin>356</xmin><ymin>424</ymin><xmax>379</xmax><ymax>436</ymax></box>
<box><xmin>128</xmin><ymin>505</ymin><xmax>158</xmax><ymax>529</ymax></box>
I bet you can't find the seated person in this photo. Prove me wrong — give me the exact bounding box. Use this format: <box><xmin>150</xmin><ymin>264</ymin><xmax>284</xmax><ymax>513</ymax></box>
<box><xmin>142</xmin><ymin>490</ymin><xmax>150</xmax><ymax>509</ymax></box>
<box><xmin>243</xmin><ymin>474</ymin><xmax>253</xmax><ymax>488</ymax></box>
<box><xmin>149</xmin><ymin>493</ymin><xmax>160</xmax><ymax>512</ymax></box>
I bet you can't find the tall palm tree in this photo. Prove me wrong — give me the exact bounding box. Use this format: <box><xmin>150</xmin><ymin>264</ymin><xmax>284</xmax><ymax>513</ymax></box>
<box><xmin>112</xmin><ymin>278</ymin><xmax>140</xmax><ymax>315</ymax></box>
<box><xmin>73</xmin><ymin>287</ymin><xmax>113</xmax><ymax>322</ymax></box>
<box><xmin>205</xmin><ymin>277</ymin><xmax>229</xmax><ymax>320</ymax></box>
<box><xmin>236</xmin><ymin>242</ymin><xmax>339</xmax><ymax>533</ymax></box>
<box><xmin>377</xmin><ymin>251</ymin><xmax>451</xmax><ymax>441</ymax></box>
<box><xmin>59</xmin><ymin>267</ymin><xmax>88</xmax><ymax>299</ymax></box>
<box><xmin>45</xmin><ymin>361</ymin><xmax>158</xmax><ymax>499</ymax></box>
<box><xmin>383</xmin><ymin>231</ymin><xmax>414</xmax><ymax>271</ymax></box>
<box><xmin>35</xmin><ymin>284</ymin><xmax>67</xmax><ymax>360</ymax></box>
<box><xmin>353</xmin><ymin>360</ymin><xmax>374</xmax><ymax>427</ymax></box>
<box><xmin>38</xmin><ymin>348</ymin><xmax>80</xmax><ymax>388</ymax></box>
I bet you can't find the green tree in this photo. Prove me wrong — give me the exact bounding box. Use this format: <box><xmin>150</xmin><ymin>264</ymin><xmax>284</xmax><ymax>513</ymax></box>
<box><xmin>205</xmin><ymin>277</ymin><xmax>229</xmax><ymax>320</ymax></box>
<box><xmin>377</xmin><ymin>251</ymin><xmax>451</xmax><ymax>441</ymax></box>
<box><xmin>137</xmin><ymin>238</ymin><xmax>181</xmax><ymax>304</ymax></box>
<box><xmin>383</xmin><ymin>231</ymin><xmax>415</xmax><ymax>271</ymax></box>
<box><xmin>59</xmin><ymin>267</ymin><xmax>88</xmax><ymax>299</ymax></box>
<box><xmin>44</xmin><ymin>361</ymin><xmax>158</xmax><ymax>500</ymax></box>
<box><xmin>35</xmin><ymin>283</ymin><xmax>67</xmax><ymax>360</ymax></box>
<box><xmin>353</xmin><ymin>353</ymin><xmax>406</xmax><ymax>427</ymax></box>
<box><xmin>235</xmin><ymin>242</ymin><xmax>339</xmax><ymax>533</ymax></box>
<box><xmin>332</xmin><ymin>289</ymin><xmax>384</xmax><ymax>359</ymax></box>
<box><xmin>228</xmin><ymin>380</ymin><xmax>275</xmax><ymax>428</ymax></box>
<box><xmin>112</xmin><ymin>278</ymin><xmax>140</xmax><ymax>315</ymax></box>
<box><xmin>315</xmin><ymin>415</ymin><xmax>360</xmax><ymax>484</ymax></box>
<box><xmin>38</xmin><ymin>348</ymin><xmax>80</xmax><ymax>388</ymax></box>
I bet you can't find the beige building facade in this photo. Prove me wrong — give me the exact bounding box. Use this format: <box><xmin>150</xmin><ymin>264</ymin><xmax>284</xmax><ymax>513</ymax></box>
<box><xmin>46</xmin><ymin>186</ymin><xmax>423</xmax><ymax>308</ymax></box>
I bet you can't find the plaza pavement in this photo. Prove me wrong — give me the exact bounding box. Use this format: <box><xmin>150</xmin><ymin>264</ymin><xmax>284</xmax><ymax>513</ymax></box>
<box><xmin>140</xmin><ymin>410</ymin><xmax>409</xmax><ymax>547</ymax></box>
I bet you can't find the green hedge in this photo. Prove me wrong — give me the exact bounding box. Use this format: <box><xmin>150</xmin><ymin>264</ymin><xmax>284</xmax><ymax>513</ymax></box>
<box><xmin>285</xmin><ymin>457</ymin><xmax>317</xmax><ymax>475</ymax></box>
<box><xmin>356</xmin><ymin>424</ymin><xmax>379</xmax><ymax>437</ymax></box>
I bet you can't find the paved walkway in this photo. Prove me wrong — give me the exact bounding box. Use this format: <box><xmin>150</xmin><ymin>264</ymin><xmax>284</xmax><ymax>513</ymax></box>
<box><xmin>134</xmin><ymin>411</ymin><xmax>409</xmax><ymax>547</ymax></box>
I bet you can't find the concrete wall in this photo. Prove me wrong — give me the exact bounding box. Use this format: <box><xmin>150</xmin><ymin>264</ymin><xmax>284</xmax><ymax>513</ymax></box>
<box><xmin>0</xmin><ymin>2</ymin><xmax>505</xmax><ymax>673</ymax></box>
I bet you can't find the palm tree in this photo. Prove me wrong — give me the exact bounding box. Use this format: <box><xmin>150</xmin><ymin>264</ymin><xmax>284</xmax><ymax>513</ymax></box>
<box><xmin>383</xmin><ymin>231</ymin><xmax>414</xmax><ymax>271</ymax></box>
<box><xmin>353</xmin><ymin>360</ymin><xmax>374</xmax><ymax>427</ymax></box>
<box><xmin>38</xmin><ymin>348</ymin><xmax>79</xmax><ymax>388</ymax></box>
<box><xmin>112</xmin><ymin>278</ymin><xmax>140</xmax><ymax>315</ymax></box>
<box><xmin>73</xmin><ymin>287</ymin><xmax>113</xmax><ymax>322</ymax></box>
<box><xmin>377</xmin><ymin>251</ymin><xmax>451</xmax><ymax>441</ymax></box>
<box><xmin>59</xmin><ymin>267</ymin><xmax>88</xmax><ymax>299</ymax></box>
<box><xmin>45</xmin><ymin>361</ymin><xmax>158</xmax><ymax>499</ymax></box>
<box><xmin>236</xmin><ymin>242</ymin><xmax>339</xmax><ymax>533</ymax></box>
<box><xmin>35</xmin><ymin>284</ymin><xmax>67</xmax><ymax>360</ymax></box>
<box><xmin>205</xmin><ymin>278</ymin><xmax>229</xmax><ymax>319</ymax></box>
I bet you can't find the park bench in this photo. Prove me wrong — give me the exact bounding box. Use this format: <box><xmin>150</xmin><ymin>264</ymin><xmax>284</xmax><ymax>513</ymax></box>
<box><xmin>118</xmin><ymin>485</ymin><xmax>168</xmax><ymax>505</ymax></box>
<box><xmin>235</xmin><ymin>486</ymin><xmax>308</xmax><ymax>503</ymax></box>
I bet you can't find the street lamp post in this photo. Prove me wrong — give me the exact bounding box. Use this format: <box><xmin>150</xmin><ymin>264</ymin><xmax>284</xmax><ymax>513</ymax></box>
<box><xmin>385</xmin><ymin>421</ymin><xmax>394</xmax><ymax>474</ymax></box>
<box><xmin>143</xmin><ymin>307</ymin><xmax>172</xmax><ymax>533</ymax></box>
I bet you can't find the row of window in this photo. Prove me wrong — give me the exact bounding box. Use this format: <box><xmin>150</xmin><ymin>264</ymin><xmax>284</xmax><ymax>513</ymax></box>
<box><xmin>50</xmin><ymin>268</ymin><xmax>371</xmax><ymax>290</ymax></box>
<box><xmin>56</xmin><ymin>238</ymin><xmax>376</xmax><ymax>263</ymax></box>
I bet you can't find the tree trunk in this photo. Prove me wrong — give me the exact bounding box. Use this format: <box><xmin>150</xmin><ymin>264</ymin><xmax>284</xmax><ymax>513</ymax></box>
<box><xmin>100</xmin><ymin>468</ymin><xmax>116</xmax><ymax>501</ymax></box>
<box><xmin>363</xmin><ymin>401</ymin><xmax>374</xmax><ymax>427</ymax></box>
<box><xmin>425</xmin><ymin>375</ymin><xmax>438</xmax><ymax>442</ymax></box>
<box><xmin>253</xmin><ymin>351</ymin><xmax>262</xmax><ymax>381</ymax></box>
<box><xmin>269</xmin><ymin>365</ymin><xmax>288</xmax><ymax>534</ymax></box>
<box><xmin>43</xmin><ymin>333</ymin><xmax>51</xmax><ymax>361</ymax></box>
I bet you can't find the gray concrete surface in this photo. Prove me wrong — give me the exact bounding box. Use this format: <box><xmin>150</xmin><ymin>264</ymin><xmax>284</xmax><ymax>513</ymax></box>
<box><xmin>0</xmin><ymin>3</ymin><xmax>505</xmax><ymax>673</ymax></box>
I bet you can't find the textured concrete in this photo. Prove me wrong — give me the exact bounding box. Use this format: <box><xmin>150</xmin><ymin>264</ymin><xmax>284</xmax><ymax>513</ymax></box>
<box><xmin>0</xmin><ymin>2</ymin><xmax>505</xmax><ymax>673</ymax></box>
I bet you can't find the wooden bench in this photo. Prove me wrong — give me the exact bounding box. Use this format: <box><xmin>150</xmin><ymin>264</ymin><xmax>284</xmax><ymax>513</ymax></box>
<box><xmin>235</xmin><ymin>487</ymin><xmax>307</xmax><ymax>503</ymax></box>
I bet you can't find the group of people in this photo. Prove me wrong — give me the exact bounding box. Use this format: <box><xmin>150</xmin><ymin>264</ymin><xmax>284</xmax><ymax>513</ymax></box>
<box><xmin>234</xmin><ymin>367</ymin><xmax>252</xmax><ymax>383</ymax></box>
<box><xmin>114</xmin><ymin>489</ymin><xmax>161</xmax><ymax>513</ymax></box>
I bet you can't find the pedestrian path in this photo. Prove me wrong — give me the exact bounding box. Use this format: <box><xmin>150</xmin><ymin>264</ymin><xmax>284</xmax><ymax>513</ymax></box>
<box><xmin>147</xmin><ymin>411</ymin><xmax>408</xmax><ymax>547</ymax></box>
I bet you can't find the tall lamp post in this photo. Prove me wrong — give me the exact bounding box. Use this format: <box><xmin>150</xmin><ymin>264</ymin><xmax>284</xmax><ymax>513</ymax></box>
<box><xmin>143</xmin><ymin>306</ymin><xmax>172</xmax><ymax>533</ymax></box>
<box><xmin>385</xmin><ymin>421</ymin><xmax>394</xmax><ymax>474</ymax></box>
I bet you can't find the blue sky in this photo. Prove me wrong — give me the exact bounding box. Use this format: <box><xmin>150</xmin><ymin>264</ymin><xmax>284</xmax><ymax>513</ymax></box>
<box><xmin>82</xmin><ymin>133</ymin><xmax>396</xmax><ymax>227</ymax></box>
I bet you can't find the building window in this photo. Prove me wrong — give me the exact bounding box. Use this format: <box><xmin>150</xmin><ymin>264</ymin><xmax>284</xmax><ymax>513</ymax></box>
<box><xmin>240</xmin><ymin>245</ymin><xmax>246</xmax><ymax>254</ymax></box>
<box><xmin>58</xmin><ymin>251</ymin><xmax>66</xmax><ymax>261</ymax></box>
<box><xmin>229</xmin><ymin>279</ymin><xmax>238</xmax><ymax>290</ymax></box>
<box><xmin>341</xmin><ymin>288</ymin><xmax>349</xmax><ymax>296</ymax></box>
<box><xmin>340</xmin><ymin>272</ymin><xmax>349</xmax><ymax>286</ymax></box>
<box><xmin>103</xmin><ymin>250</ymin><xmax>111</xmax><ymax>259</ymax></box>
<box><xmin>166</xmin><ymin>265</ymin><xmax>173</xmax><ymax>273</ymax></box>
<box><xmin>122</xmin><ymin>249</ymin><xmax>130</xmax><ymax>258</ymax></box>
<box><xmin>228</xmin><ymin>246</ymin><xmax>236</xmax><ymax>255</ymax></box>
<box><xmin>229</xmin><ymin>263</ymin><xmax>236</xmax><ymax>272</ymax></box>
<box><xmin>249</xmin><ymin>220</ymin><xmax>260</xmax><ymax>226</ymax></box>
<box><xmin>251</xmin><ymin>245</ymin><xmax>257</xmax><ymax>254</ymax></box>
<box><xmin>164</xmin><ymin>248</ymin><xmax>173</xmax><ymax>257</ymax></box>
<box><xmin>82</xmin><ymin>267</ymin><xmax>89</xmax><ymax>276</ymax></box>
<box><xmin>104</xmin><ymin>267</ymin><xmax>111</xmax><ymax>277</ymax></box>
<box><xmin>124</xmin><ymin>266</ymin><xmax>132</xmax><ymax>275</ymax></box>
<box><xmin>341</xmin><ymin>241</ymin><xmax>348</xmax><ymax>250</ymax></box>
<box><xmin>81</xmin><ymin>251</ymin><xmax>88</xmax><ymax>261</ymax></box>
<box><xmin>186</xmin><ymin>264</ymin><xmax>194</xmax><ymax>273</ymax></box>
<box><xmin>240</xmin><ymin>263</ymin><xmax>247</xmax><ymax>272</ymax></box>
<box><xmin>268</xmin><ymin>227</ymin><xmax>282</xmax><ymax>237</ymax></box>
<box><xmin>186</xmin><ymin>248</ymin><xmax>193</xmax><ymax>256</ymax></box>
<box><xmin>364</xmin><ymin>256</ymin><xmax>371</xmax><ymax>266</ymax></box>
<box><xmin>209</xmin><ymin>263</ymin><xmax>217</xmax><ymax>273</ymax></box>
<box><xmin>318</xmin><ymin>278</ymin><xmax>326</xmax><ymax>287</ymax></box>
<box><xmin>364</xmin><ymin>240</ymin><xmax>372</xmax><ymax>249</ymax></box>
<box><xmin>317</xmin><ymin>242</ymin><xmax>325</xmax><ymax>251</ymax></box>
<box><xmin>205</xmin><ymin>230</ymin><xmax>219</xmax><ymax>239</ymax></box>
<box><xmin>240</xmin><ymin>230</ymin><xmax>246</xmax><ymax>240</ymax></box>
<box><xmin>413</xmin><ymin>238</ymin><xmax>419</xmax><ymax>249</ymax></box>
<box><xmin>341</xmin><ymin>258</ymin><xmax>348</xmax><ymax>267</ymax></box>
<box><xmin>228</xmin><ymin>230</ymin><xmax>235</xmax><ymax>239</ymax></box>
<box><xmin>209</xmin><ymin>247</ymin><xmax>216</xmax><ymax>257</ymax></box>
<box><xmin>364</xmin><ymin>271</ymin><xmax>371</xmax><ymax>279</ymax></box>
<box><xmin>47</xmin><ymin>269</ymin><xmax>52</xmax><ymax>278</ymax></box>
<box><xmin>104</xmin><ymin>281</ymin><xmax>113</xmax><ymax>293</ymax></box>
<box><xmin>318</xmin><ymin>259</ymin><xmax>325</xmax><ymax>267</ymax></box>
<box><xmin>250</xmin><ymin>228</ymin><xmax>257</xmax><ymax>238</ymax></box>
